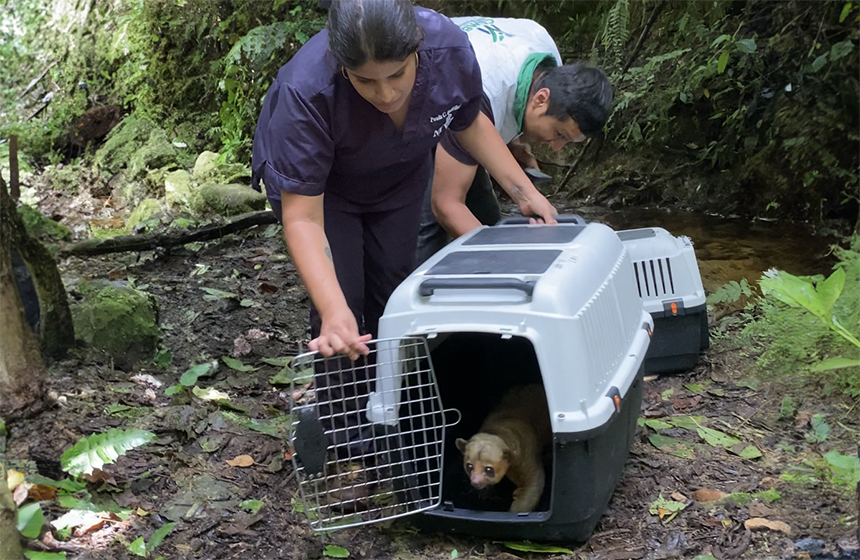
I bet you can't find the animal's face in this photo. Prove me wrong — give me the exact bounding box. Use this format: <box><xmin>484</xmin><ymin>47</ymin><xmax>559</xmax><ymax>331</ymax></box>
<box><xmin>455</xmin><ymin>435</ymin><xmax>509</xmax><ymax>490</ymax></box>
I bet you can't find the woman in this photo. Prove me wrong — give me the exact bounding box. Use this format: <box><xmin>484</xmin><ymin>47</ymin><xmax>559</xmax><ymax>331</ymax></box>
<box><xmin>251</xmin><ymin>0</ymin><xmax>557</xmax><ymax>362</ymax></box>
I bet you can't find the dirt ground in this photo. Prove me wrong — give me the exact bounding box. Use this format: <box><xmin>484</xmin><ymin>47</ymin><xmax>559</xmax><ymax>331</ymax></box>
<box><xmin>5</xmin><ymin>199</ymin><xmax>860</xmax><ymax>560</ymax></box>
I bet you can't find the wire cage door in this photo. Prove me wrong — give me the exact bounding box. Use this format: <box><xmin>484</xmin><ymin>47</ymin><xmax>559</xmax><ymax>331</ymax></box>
<box><xmin>289</xmin><ymin>336</ymin><xmax>455</xmax><ymax>531</ymax></box>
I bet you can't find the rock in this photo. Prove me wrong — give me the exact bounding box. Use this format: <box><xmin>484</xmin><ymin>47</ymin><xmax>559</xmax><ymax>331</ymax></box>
<box><xmin>94</xmin><ymin>115</ymin><xmax>158</xmax><ymax>175</ymax></box>
<box><xmin>70</xmin><ymin>283</ymin><xmax>160</xmax><ymax>371</ymax></box>
<box><xmin>126</xmin><ymin>198</ymin><xmax>162</xmax><ymax>231</ymax></box>
<box><xmin>164</xmin><ymin>170</ymin><xmax>193</xmax><ymax>207</ymax></box>
<box><xmin>128</xmin><ymin>128</ymin><xmax>180</xmax><ymax>180</ymax></box>
<box><xmin>193</xmin><ymin>183</ymin><xmax>267</xmax><ymax>216</ymax></box>
<box><xmin>17</xmin><ymin>204</ymin><xmax>71</xmax><ymax>243</ymax></box>
<box><xmin>192</xmin><ymin>151</ymin><xmax>251</xmax><ymax>185</ymax></box>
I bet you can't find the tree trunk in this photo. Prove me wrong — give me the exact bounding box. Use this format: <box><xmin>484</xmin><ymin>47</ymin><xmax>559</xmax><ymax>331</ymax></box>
<box><xmin>0</xmin><ymin>464</ymin><xmax>25</xmax><ymax>560</ymax></box>
<box><xmin>0</xmin><ymin>176</ymin><xmax>74</xmax><ymax>360</ymax></box>
<box><xmin>0</xmin><ymin>178</ymin><xmax>47</xmax><ymax>420</ymax></box>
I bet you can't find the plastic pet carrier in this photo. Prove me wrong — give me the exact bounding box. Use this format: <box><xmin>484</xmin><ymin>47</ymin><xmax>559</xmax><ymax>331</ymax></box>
<box><xmin>617</xmin><ymin>227</ymin><xmax>709</xmax><ymax>374</ymax></box>
<box><xmin>288</xmin><ymin>220</ymin><xmax>652</xmax><ymax>542</ymax></box>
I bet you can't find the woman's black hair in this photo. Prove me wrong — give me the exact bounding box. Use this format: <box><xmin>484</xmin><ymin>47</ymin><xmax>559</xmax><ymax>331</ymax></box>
<box><xmin>532</xmin><ymin>62</ymin><xmax>613</xmax><ymax>137</ymax></box>
<box><xmin>327</xmin><ymin>0</ymin><xmax>423</xmax><ymax>69</ymax></box>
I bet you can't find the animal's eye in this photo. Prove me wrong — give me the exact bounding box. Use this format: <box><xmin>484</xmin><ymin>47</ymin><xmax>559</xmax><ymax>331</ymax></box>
<box><xmin>484</xmin><ymin>466</ymin><xmax>495</xmax><ymax>477</ymax></box>
<box><xmin>465</xmin><ymin>463</ymin><xmax>473</xmax><ymax>473</ymax></box>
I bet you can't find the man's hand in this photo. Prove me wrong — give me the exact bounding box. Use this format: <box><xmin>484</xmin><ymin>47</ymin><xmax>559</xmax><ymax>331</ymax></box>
<box><xmin>310</xmin><ymin>305</ymin><xmax>371</xmax><ymax>362</ymax></box>
<box><xmin>518</xmin><ymin>190</ymin><xmax>558</xmax><ymax>224</ymax></box>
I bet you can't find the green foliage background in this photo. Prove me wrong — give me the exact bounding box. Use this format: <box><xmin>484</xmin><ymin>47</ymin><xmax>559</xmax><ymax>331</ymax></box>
<box><xmin>1</xmin><ymin>0</ymin><xmax>858</xmax><ymax>228</ymax></box>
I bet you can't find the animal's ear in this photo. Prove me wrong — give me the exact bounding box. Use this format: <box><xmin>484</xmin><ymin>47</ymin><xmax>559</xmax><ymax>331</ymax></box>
<box><xmin>455</xmin><ymin>438</ymin><xmax>468</xmax><ymax>454</ymax></box>
<box><xmin>502</xmin><ymin>449</ymin><xmax>512</xmax><ymax>463</ymax></box>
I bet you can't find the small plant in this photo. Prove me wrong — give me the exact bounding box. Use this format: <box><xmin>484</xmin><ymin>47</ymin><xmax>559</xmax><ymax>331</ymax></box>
<box><xmin>61</xmin><ymin>428</ymin><xmax>157</xmax><ymax>476</ymax></box>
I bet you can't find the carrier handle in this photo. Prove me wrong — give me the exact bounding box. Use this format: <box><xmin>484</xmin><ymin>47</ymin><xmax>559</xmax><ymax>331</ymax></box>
<box><xmin>497</xmin><ymin>214</ymin><xmax>586</xmax><ymax>225</ymax></box>
<box><xmin>419</xmin><ymin>277</ymin><xmax>536</xmax><ymax>297</ymax></box>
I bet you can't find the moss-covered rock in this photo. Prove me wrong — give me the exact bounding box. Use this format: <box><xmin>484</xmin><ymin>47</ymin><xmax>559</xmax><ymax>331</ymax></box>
<box><xmin>128</xmin><ymin>128</ymin><xmax>180</xmax><ymax>180</ymax></box>
<box><xmin>192</xmin><ymin>151</ymin><xmax>251</xmax><ymax>185</ymax></box>
<box><xmin>94</xmin><ymin>115</ymin><xmax>158</xmax><ymax>175</ymax></box>
<box><xmin>126</xmin><ymin>198</ymin><xmax>163</xmax><ymax>231</ymax></box>
<box><xmin>164</xmin><ymin>169</ymin><xmax>193</xmax><ymax>207</ymax></box>
<box><xmin>70</xmin><ymin>284</ymin><xmax>160</xmax><ymax>371</ymax></box>
<box><xmin>192</xmin><ymin>183</ymin><xmax>267</xmax><ymax>216</ymax></box>
<box><xmin>17</xmin><ymin>204</ymin><xmax>71</xmax><ymax>242</ymax></box>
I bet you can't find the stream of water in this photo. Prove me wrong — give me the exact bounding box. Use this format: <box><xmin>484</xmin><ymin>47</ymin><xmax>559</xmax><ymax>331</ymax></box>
<box><xmin>570</xmin><ymin>205</ymin><xmax>840</xmax><ymax>293</ymax></box>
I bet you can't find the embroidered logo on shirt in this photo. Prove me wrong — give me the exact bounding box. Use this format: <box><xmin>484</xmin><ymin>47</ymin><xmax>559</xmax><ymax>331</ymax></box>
<box><xmin>459</xmin><ymin>18</ymin><xmax>515</xmax><ymax>42</ymax></box>
<box><xmin>431</xmin><ymin>104</ymin><xmax>461</xmax><ymax>138</ymax></box>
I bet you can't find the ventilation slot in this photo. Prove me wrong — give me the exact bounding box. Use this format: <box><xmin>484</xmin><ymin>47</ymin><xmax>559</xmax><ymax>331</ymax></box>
<box><xmin>633</xmin><ymin>258</ymin><xmax>675</xmax><ymax>298</ymax></box>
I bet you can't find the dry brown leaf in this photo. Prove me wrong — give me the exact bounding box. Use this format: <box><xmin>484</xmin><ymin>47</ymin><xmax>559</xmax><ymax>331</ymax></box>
<box><xmin>749</xmin><ymin>502</ymin><xmax>775</xmax><ymax>518</ymax></box>
<box><xmin>227</xmin><ymin>455</ymin><xmax>255</xmax><ymax>468</ymax></box>
<box><xmin>259</xmin><ymin>282</ymin><xmax>279</xmax><ymax>294</ymax></box>
<box><xmin>83</xmin><ymin>468</ymin><xmax>117</xmax><ymax>485</ymax></box>
<box><xmin>232</xmin><ymin>336</ymin><xmax>252</xmax><ymax>357</ymax></box>
<box><xmin>670</xmin><ymin>395</ymin><xmax>702</xmax><ymax>411</ymax></box>
<box><xmin>692</xmin><ymin>488</ymin><xmax>727</xmax><ymax>502</ymax></box>
<box><xmin>28</xmin><ymin>484</ymin><xmax>58</xmax><ymax>501</ymax></box>
<box><xmin>74</xmin><ymin>518</ymin><xmax>107</xmax><ymax>537</ymax></box>
<box><xmin>284</xmin><ymin>447</ymin><xmax>294</xmax><ymax>461</ymax></box>
<box><xmin>671</xmin><ymin>491</ymin><xmax>688</xmax><ymax>502</ymax></box>
<box><xmin>794</xmin><ymin>411</ymin><xmax>812</xmax><ymax>429</ymax></box>
<box><xmin>744</xmin><ymin>517</ymin><xmax>791</xmax><ymax>535</ymax></box>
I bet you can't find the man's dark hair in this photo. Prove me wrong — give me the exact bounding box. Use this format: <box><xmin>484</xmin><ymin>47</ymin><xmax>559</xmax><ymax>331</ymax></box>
<box><xmin>533</xmin><ymin>63</ymin><xmax>613</xmax><ymax>137</ymax></box>
<box><xmin>327</xmin><ymin>0</ymin><xmax>423</xmax><ymax>69</ymax></box>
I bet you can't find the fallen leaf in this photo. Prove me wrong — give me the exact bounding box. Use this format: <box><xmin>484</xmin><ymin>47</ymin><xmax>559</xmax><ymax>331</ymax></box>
<box><xmin>233</xmin><ymin>336</ymin><xmax>252</xmax><ymax>357</ymax></box>
<box><xmin>749</xmin><ymin>502</ymin><xmax>775</xmax><ymax>517</ymax></box>
<box><xmin>89</xmin><ymin>217</ymin><xmax>125</xmax><ymax>229</ymax></box>
<box><xmin>259</xmin><ymin>282</ymin><xmax>279</xmax><ymax>294</ymax></box>
<box><xmin>744</xmin><ymin>517</ymin><xmax>791</xmax><ymax>535</ymax></box>
<box><xmin>108</xmin><ymin>268</ymin><xmax>126</xmax><ymax>281</ymax></box>
<box><xmin>227</xmin><ymin>455</ymin><xmax>255</xmax><ymax>468</ymax></box>
<box><xmin>7</xmin><ymin>468</ymin><xmax>25</xmax><ymax>490</ymax></box>
<box><xmin>74</xmin><ymin>517</ymin><xmax>107</xmax><ymax>536</ymax></box>
<box><xmin>13</xmin><ymin>484</ymin><xmax>30</xmax><ymax>506</ymax></box>
<box><xmin>692</xmin><ymin>489</ymin><xmax>727</xmax><ymax>502</ymax></box>
<box><xmin>28</xmin><ymin>485</ymin><xmax>57</xmax><ymax>501</ymax></box>
<box><xmin>83</xmin><ymin>468</ymin><xmax>117</xmax><ymax>485</ymax></box>
<box><xmin>246</xmin><ymin>329</ymin><xmax>271</xmax><ymax>340</ymax></box>
<box><xmin>284</xmin><ymin>447</ymin><xmax>294</xmax><ymax>461</ymax></box>
<box><xmin>794</xmin><ymin>411</ymin><xmax>812</xmax><ymax>429</ymax></box>
<box><xmin>670</xmin><ymin>395</ymin><xmax>702</xmax><ymax>411</ymax></box>
<box><xmin>671</xmin><ymin>491</ymin><xmax>688</xmax><ymax>502</ymax></box>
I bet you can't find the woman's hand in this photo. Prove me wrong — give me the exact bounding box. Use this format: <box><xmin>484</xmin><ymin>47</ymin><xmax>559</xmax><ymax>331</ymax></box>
<box><xmin>310</xmin><ymin>305</ymin><xmax>372</xmax><ymax>361</ymax></box>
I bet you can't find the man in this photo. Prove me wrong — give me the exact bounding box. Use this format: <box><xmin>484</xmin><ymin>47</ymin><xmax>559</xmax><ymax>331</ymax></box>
<box><xmin>415</xmin><ymin>16</ymin><xmax>613</xmax><ymax>264</ymax></box>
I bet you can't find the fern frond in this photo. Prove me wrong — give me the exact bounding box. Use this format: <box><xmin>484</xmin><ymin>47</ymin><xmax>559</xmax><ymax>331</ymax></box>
<box><xmin>61</xmin><ymin>429</ymin><xmax>157</xmax><ymax>476</ymax></box>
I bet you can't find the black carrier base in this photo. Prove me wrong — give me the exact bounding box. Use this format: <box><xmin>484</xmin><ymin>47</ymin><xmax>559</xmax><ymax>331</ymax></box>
<box><xmin>415</xmin><ymin>362</ymin><xmax>644</xmax><ymax>542</ymax></box>
<box><xmin>643</xmin><ymin>304</ymin><xmax>709</xmax><ymax>375</ymax></box>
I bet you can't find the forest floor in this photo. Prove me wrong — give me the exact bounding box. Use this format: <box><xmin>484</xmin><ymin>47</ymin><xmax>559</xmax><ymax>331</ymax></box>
<box><xmin>4</xmin><ymin>193</ymin><xmax>860</xmax><ymax>560</ymax></box>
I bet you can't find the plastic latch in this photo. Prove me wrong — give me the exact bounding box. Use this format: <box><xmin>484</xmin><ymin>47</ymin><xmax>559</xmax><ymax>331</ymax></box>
<box><xmin>605</xmin><ymin>386</ymin><xmax>622</xmax><ymax>414</ymax></box>
<box><xmin>663</xmin><ymin>299</ymin><xmax>685</xmax><ymax>317</ymax></box>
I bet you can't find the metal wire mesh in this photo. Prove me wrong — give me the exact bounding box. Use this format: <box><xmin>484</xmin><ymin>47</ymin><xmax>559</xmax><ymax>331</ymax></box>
<box><xmin>289</xmin><ymin>337</ymin><xmax>450</xmax><ymax>531</ymax></box>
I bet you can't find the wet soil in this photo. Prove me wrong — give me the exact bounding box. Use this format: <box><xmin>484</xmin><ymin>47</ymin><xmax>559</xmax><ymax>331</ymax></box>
<box><xmin>5</xmin><ymin>198</ymin><xmax>859</xmax><ymax>560</ymax></box>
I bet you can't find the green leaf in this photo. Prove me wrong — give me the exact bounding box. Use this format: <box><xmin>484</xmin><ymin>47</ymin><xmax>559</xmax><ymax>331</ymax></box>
<box><xmin>666</xmin><ymin>415</ymin><xmax>706</xmax><ymax>430</ymax></box>
<box><xmin>239</xmin><ymin>499</ymin><xmax>265</xmax><ymax>515</ymax></box>
<box><xmin>192</xmin><ymin>386</ymin><xmax>231</xmax><ymax>401</ymax></box>
<box><xmin>710</xmin><ymin>34</ymin><xmax>731</xmax><ymax>48</ymax></box>
<box><xmin>648</xmin><ymin>434</ymin><xmax>695</xmax><ymax>459</ymax></box>
<box><xmin>830</xmin><ymin>39</ymin><xmax>855</xmax><ymax>61</ymax></box>
<box><xmin>128</xmin><ymin>536</ymin><xmax>147</xmax><ymax>557</ymax></box>
<box><xmin>753</xmin><ymin>489</ymin><xmax>781</xmax><ymax>503</ymax></box>
<box><xmin>648</xmin><ymin>494</ymin><xmax>687</xmax><ymax>523</ymax></box>
<box><xmin>323</xmin><ymin>545</ymin><xmax>350</xmax><ymax>558</ymax></box>
<box><xmin>839</xmin><ymin>2</ymin><xmax>852</xmax><ymax>23</ymax></box>
<box><xmin>735</xmin><ymin>38</ymin><xmax>756</xmax><ymax>53</ymax></box>
<box><xmin>451</xmin><ymin>550</ymin><xmax>459</xmax><ymax>559</ymax></box>
<box><xmin>200</xmin><ymin>287</ymin><xmax>238</xmax><ymax>300</ymax></box>
<box><xmin>643</xmin><ymin>419</ymin><xmax>673</xmax><ymax>431</ymax></box>
<box><xmin>806</xmin><ymin>414</ymin><xmax>831</xmax><ymax>442</ymax></box>
<box><xmin>27</xmin><ymin>474</ymin><xmax>86</xmax><ymax>493</ymax></box>
<box><xmin>221</xmin><ymin>356</ymin><xmax>257</xmax><ymax>372</ymax></box>
<box><xmin>261</xmin><ymin>357</ymin><xmax>292</xmax><ymax>367</ymax></box>
<box><xmin>17</xmin><ymin>502</ymin><xmax>44</xmax><ymax>538</ymax></box>
<box><xmin>269</xmin><ymin>364</ymin><xmax>295</xmax><ymax>385</ymax></box>
<box><xmin>811</xmin><ymin>54</ymin><xmax>828</xmax><ymax>72</ymax></box>
<box><xmin>661</xmin><ymin>388</ymin><xmax>674</xmax><ymax>401</ymax></box>
<box><xmin>503</xmin><ymin>541</ymin><xmax>574</xmax><ymax>554</ymax></box>
<box><xmin>61</xmin><ymin>429</ymin><xmax>157</xmax><ymax>476</ymax></box>
<box><xmin>179</xmin><ymin>361</ymin><xmax>219</xmax><ymax>386</ymax></box>
<box><xmin>146</xmin><ymin>522</ymin><xmax>176</xmax><ymax>552</ymax></box>
<box><xmin>24</xmin><ymin>552</ymin><xmax>67</xmax><ymax>560</ymax></box>
<box><xmin>152</xmin><ymin>349</ymin><xmax>172</xmax><ymax>368</ymax></box>
<box><xmin>717</xmin><ymin>50</ymin><xmax>729</xmax><ymax>74</ymax></box>
<box><xmin>736</xmin><ymin>445</ymin><xmax>763</xmax><ymax>459</ymax></box>
<box><xmin>810</xmin><ymin>357</ymin><xmax>860</xmax><ymax>371</ymax></box>
<box><xmin>164</xmin><ymin>384</ymin><xmax>183</xmax><ymax>396</ymax></box>
<box><xmin>697</xmin><ymin>426</ymin><xmax>741</xmax><ymax>448</ymax></box>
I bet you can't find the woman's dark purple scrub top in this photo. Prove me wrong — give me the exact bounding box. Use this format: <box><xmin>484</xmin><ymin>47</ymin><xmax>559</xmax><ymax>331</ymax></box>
<box><xmin>251</xmin><ymin>7</ymin><xmax>484</xmax><ymax>213</ymax></box>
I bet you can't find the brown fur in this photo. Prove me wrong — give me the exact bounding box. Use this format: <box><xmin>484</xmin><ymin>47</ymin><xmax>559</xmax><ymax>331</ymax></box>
<box><xmin>455</xmin><ymin>384</ymin><xmax>551</xmax><ymax>513</ymax></box>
